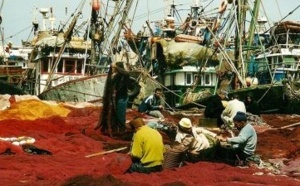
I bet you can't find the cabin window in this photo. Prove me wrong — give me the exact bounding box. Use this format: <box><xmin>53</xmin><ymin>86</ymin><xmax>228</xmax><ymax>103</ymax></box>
<box><xmin>164</xmin><ymin>74</ymin><xmax>171</xmax><ymax>86</ymax></box>
<box><xmin>195</xmin><ymin>74</ymin><xmax>201</xmax><ymax>85</ymax></box>
<box><xmin>283</xmin><ymin>56</ymin><xmax>296</xmax><ymax>67</ymax></box>
<box><xmin>77</xmin><ymin>60</ymin><xmax>83</xmax><ymax>74</ymax></box>
<box><xmin>65</xmin><ymin>60</ymin><xmax>75</xmax><ymax>73</ymax></box>
<box><xmin>175</xmin><ymin>72</ymin><xmax>185</xmax><ymax>86</ymax></box>
<box><xmin>186</xmin><ymin>73</ymin><xmax>193</xmax><ymax>85</ymax></box>
<box><xmin>204</xmin><ymin>74</ymin><xmax>210</xmax><ymax>85</ymax></box>
<box><xmin>41</xmin><ymin>59</ymin><xmax>49</xmax><ymax>73</ymax></box>
<box><xmin>57</xmin><ymin>59</ymin><xmax>63</xmax><ymax>73</ymax></box>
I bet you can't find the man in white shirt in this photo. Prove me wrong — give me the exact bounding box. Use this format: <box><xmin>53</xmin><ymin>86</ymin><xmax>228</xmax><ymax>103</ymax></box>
<box><xmin>221</xmin><ymin>94</ymin><xmax>246</xmax><ymax>129</ymax></box>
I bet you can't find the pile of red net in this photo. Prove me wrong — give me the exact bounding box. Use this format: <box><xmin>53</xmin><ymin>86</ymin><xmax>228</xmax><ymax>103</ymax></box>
<box><xmin>0</xmin><ymin>99</ymin><xmax>299</xmax><ymax>185</ymax></box>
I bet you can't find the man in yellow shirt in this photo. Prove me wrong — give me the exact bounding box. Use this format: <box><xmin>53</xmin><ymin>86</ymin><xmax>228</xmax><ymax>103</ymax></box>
<box><xmin>128</xmin><ymin>117</ymin><xmax>164</xmax><ymax>173</ymax></box>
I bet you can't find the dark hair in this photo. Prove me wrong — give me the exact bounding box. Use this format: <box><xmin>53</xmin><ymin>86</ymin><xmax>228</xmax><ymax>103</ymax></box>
<box><xmin>115</xmin><ymin>62</ymin><xmax>124</xmax><ymax>69</ymax></box>
<box><xmin>155</xmin><ymin>88</ymin><xmax>162</xmax><ymax>92</ymax></box>
<box><xmin>232</xmin><ymin>94</ymin><xmax>240</xmax><ymax>100</ymax></box>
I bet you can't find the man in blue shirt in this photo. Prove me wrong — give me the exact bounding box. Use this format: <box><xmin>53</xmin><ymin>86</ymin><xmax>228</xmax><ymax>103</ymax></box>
<box><xmin>138</xmin><ymin>88</ymin><xmax>164</xmax><ymax>119</ymax></box>
<box><xmin>217</xmin><ymin>111</ymin><xmax>258</xmax><ymax>166</ymax></box>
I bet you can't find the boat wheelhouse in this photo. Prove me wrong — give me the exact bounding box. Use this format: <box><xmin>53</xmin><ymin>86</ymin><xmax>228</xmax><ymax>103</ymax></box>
<box><xmin>164</xmin><ymin>65</ymin><xmax>217</xmax><ymax>107</ymax></box>
<box><xmin>254</xmin><ymin>21</ymin><xmax>300</xmax><ymax>85</ymax></box>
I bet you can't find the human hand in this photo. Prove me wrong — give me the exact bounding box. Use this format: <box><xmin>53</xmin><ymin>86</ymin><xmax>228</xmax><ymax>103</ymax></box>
<box><xmin>111</xmin><ymin>62</ymin><xmax>117</xmax><ymax>68</ymax></box>
<box><xmin>216</xmin><ymin>135</ymin><xmax>227</xmax><ymax>142</ymax></box>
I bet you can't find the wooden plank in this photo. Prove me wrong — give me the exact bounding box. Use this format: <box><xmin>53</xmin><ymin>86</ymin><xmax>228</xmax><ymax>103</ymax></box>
<box><xmin>280</xmin><ymin>122</ymin><xmax>300</xmax><ymax>129</ymax></box>
<box><xmin>85</xmin><ymin>146</ymin><xmax>128</xmax><ymax>158</ymax></box>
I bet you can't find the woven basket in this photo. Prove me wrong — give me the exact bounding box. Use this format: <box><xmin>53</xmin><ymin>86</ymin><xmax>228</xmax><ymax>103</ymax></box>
<box><xmin>163</xmin><ymin>146</ymin><xmax>185</xmax><ymax>169</ymax></box>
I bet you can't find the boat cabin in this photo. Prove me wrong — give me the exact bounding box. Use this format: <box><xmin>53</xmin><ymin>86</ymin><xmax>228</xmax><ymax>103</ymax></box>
<box><xmin>254</xmin><ymin>21</ymin><xmax>300</xmax><ymax>84</ymax></box>
<box><xmin>163</xmin><ymin>66</ymin><xmax>217</xmax><ymax>106</ymax></box>
<box><xmin>34</xmin><ymin>52</ymin><xmax>89</xmax><ymax>95</ymax></box>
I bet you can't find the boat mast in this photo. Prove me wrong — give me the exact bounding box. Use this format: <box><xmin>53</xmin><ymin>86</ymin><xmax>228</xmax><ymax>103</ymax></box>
<box><xmin>87</xmin><ymin>0</ymin><xmax>103</xmax><ymax>75</ymax></box>
<box><xmin>109</xmin><ymin>0</ymin><xmax>134</xmax><ymax>60</ymax></box>
<box><xmin>247</xmin><ymin>0</ymin><xmax>261</xmax><ymax>47</ymax></box>
<box><xmin>234</xmin><ymin>0</ymin><xmax>247</xmax><ymax>89</ymax></box>
<box><xmin>97</xmin><ymin>0</ymin><xmax>134</xmax><ymax>70</ymax></box>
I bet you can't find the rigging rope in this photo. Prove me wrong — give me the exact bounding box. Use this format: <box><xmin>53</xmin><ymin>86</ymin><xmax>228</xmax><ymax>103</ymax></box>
<box><xmin>275</xmin><ymin>0</ymin><xmax>283</xmax><ymax>19</ymax></box>
<box><xmin>0</xmin><ymin>0</ymin><xmax>4</xmax><ymax>15</ymax></box>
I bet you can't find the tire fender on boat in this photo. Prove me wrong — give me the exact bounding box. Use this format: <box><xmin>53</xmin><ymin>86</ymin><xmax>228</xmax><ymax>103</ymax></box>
<box><xmin>218</xmin><ymin>0</ymin><xmax>228</xmax><ymax>14</ymax></box>
<box><xmin>189</xmin><ymin>19</ymin><xmax>198</xmax><ymax>29</ymax></box>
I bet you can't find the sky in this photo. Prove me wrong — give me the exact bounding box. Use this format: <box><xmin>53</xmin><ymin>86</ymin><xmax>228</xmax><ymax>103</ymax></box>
<box><xmin>0</xmin><ymin>0</ymin><xmax>300</xmax><ymax>46</ymax></box>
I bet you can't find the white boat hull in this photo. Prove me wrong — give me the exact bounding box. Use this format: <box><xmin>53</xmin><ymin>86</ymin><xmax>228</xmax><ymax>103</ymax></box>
<box><xmin>38</xmin><ymin>74</ymin><xmax>107</xmax><ymax>103</ymax></box>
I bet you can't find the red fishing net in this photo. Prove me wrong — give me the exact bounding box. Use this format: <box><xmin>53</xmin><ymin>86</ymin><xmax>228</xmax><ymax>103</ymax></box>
<box><xmin>0</xmin><ymin>99</ymin><xmax>299</xmax><ymax>185</ymax></box>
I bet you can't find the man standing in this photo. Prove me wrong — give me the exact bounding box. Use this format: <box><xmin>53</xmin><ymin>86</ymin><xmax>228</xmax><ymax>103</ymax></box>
<box><xmin>128</xmin><ymin>117</ymin><xmax>164</xmax><ymax>173</ymax></box>
<box><xmin>138</xmin><ymin>88</ymin><xmax>165</xmax><ymax>119</ymax></box>
<box><xmin>221</xmin><ymin>94</ymin><xmax>246</xmax><ymax>129</ymax></box>
<box><xmin>111</xmin><ymin>62</ymin><xmax>130</xmax><ymax>132</ymax></box>
<box><xmin>204</xmin><ymin>89</ymin><xmax>227</xmax><ymax>127</ymax></box>
<box><xmin>217</xmin><ymin>111</ymin><xmax>258</xmax><ymax>165</ymax></box>
<box><xmin>96</xmin><ymin>61</ymin><xmax>129</xmax><ymax>135</ymax></box>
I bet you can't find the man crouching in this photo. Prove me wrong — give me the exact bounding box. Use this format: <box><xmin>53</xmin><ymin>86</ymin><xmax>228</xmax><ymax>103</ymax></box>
<box><xmin>216</xmin><ymin>111</ymin><xmax>259</xmax><ymax>166</ymax></box>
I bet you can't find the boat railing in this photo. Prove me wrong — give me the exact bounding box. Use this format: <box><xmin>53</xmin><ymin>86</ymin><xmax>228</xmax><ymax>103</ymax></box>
<box><xmin>257</xmin><ymin>43</ymin><xmax>300</xmax><ymax>56</ymax></box>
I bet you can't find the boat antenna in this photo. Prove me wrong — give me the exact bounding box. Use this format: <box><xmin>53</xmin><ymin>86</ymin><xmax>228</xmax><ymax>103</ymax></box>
<box><xmin>167</xmin><ymin>0</ymin><xmax>183</xmax><ymax>23</ymax></box>
<box><xmin>278</xmin><ymin>4</ymin><xmax>300</xmax><ymax>23</ymax></box>
<box><xmin>0</xmin><ymin>0</ymin><xmax>4</xmax><ymax>24</ymax></box>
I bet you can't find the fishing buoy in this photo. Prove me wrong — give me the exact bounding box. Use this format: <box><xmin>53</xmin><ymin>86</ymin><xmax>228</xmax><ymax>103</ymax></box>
<box><xmin>213</xmin><ymin>18</ymin><xmax>221</xmax><ymax>32</ymax></box>
<box><xmin>245</xmin><ymin>77</ymin><xmax>252</xmax><ymax>87</ymax></box>
<box><xmin>252</xmin><ymin>77</ymin><xmax>258</xmax><ymax>86</ymax></box>
<box><xmin>92</xmin><ymin>0</ymin><xmax>100</xmax><ymax>11</ymax></box>
<box><xmin>218</xmin><ymin>0</ymin><xmax>228</xmax><ymax>14</ymax></box>
<box><xmin>189</xmin><ymin>19</ymin><xmax>197</xmax><ymax>29</ymax></box>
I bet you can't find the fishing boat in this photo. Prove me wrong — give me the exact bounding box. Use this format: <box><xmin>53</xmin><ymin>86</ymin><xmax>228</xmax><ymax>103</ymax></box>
<box><xmin>123</xmin><ymin>0</ymin><xmax>300</xmax><ymax>114</ymax></box>
<box><xmin>123</xmin><ymin>0</ymin><xmax>222</xmax><ymax>108</ymax></box>
<box><xmin>0</xmin><ymin>42</ymin><xmax>33</xmax><ymax>94</ymax></box>
<box><xmin>25</xmin><ymin>0</ymin><xmax>143</xmax><ymax>103</ymax></box>
<box><xmin>3</xmin><ymin>0</ymin><xmax>300</xmax><ymax>114</ymax></box>
<box><xmin>176</xmin><ymin>1</ymin><xmax>300</xmax><ymax>114</ymax></box>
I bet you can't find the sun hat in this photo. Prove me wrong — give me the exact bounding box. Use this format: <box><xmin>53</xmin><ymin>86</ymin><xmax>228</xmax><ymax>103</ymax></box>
<box><xmin>178</xmin><ymin>118</ymin><xmax>192</xmax><ymax>129</ymax></box>
<box><xmin>233</xmin><ymin>111</ymin><xmax>247</xmax><ymax>121</ymax></box>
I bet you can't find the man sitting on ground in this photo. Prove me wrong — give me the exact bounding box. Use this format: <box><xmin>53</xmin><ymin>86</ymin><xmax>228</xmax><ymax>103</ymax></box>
<box><xmin>174</xmin><ymin>118</ymin><xmax>218</xmax><ymax>162</ymax></box>
<box><xmin>138</xmin><ymin>88</ymin><xmax>165</xmax><ymax>119</ymax></box>
<box><xmin>127</xmin><ymin>117</ymin><xmax>164</xmax><ymax>174</ymax></box>
<box><xmin>216</xmin><ymin>111</ymin><xmax>259</xmax><ymax>166</ymax></box>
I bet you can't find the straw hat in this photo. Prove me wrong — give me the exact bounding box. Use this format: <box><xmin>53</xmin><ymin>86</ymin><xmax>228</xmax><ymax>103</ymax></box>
<box><xmin>178</xmin><ymin>118</ymin><xmax>192</xmax><ymax>129</ymax></box>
